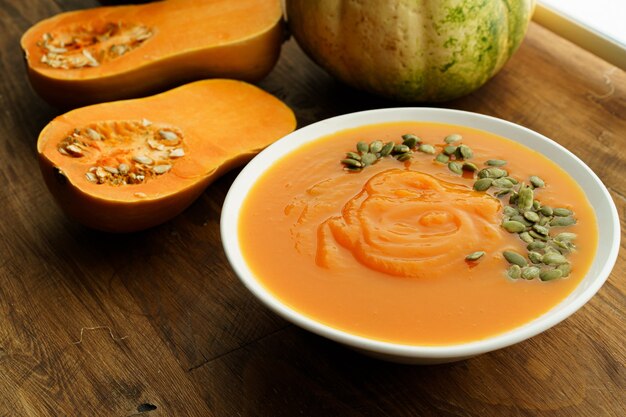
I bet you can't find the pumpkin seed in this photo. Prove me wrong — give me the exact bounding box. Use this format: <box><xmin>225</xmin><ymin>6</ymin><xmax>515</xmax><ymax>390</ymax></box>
<box><xmin>540</xmin><ymin>206</ymin><xmax>554</xmax><ymax>216</ymax></box>
<box><xmin>503</xmin><ymin>206</ymin><xmax>519</xmax><ymax>217</ymax></box>
<box><xmin>435</xmin><ymin>153</ymin><xmax>449</xmax><ymax>163</ymax></box>
<box><xmin>555</xmin><ymin>232</ymin><xmax>577</xmax><ymax>242</ymax></box>
<box><xmin>357</xmin><ymin>141</ymin><xmax>369</xmax><ymax>153</ymax></box>
<box><xmin>532</xmin><ymin>200</ymin><xmax>542</xmax><ymax>211</ymax></box>
<box><xmin>557</xmin><ymin>263</ymin><xmax>572</xmax><ymax>277</ymax></box>
<box><xmin>443</xmin><ymin>145</ymin><xmax>457</xmax><ymax>155</ymax></box>
<box><xmin>465</xmin><ymin>251</ymin><xmax>486</xmax><ymax>261</ymax></box>
<box><xmin>527</xmin><ymin>241</ymin><xmax>546</xmax><ymax>251</ymax></box>
<box><xmin>550</xmin><ymin>216</ymin><xmax>576</xmax><ymax>227</ymax></box>
<box><xmin>462</xmin><ymin>162</ymin><xmax>478</xmax><ymax>172</ymax></box>
<box><xmin>553</xmin><ymin>208</ymin><xmax>573</xmax><ymax>217</ymax></box>
<box><xmin>493</xmin><ymin>178</ymin><xmax>514</xmax><ymax>188</ymax></box>
<box><xmin>517</xmin><ymin>185</ymin><xmax>534</xmax><ymax>211</ymax></box>
<box><xmin>346</xmin><ymin>151</ymin><xmax>361</xmax><ymax>161</ymax></box>
<box><xmin>509</xmin><ymin>192</ymin><xmax>519</xmax><ymax>205</ymax></box>
<box><xmin>542</xmin><ymin>252</ymin><xmax>568</xmax><ymax>265</ymax></box>
<box><xmin>505</xmin><ymin>176</ymin><xmax>519</xmax><ymax>185</ymax></box>
<box><xmin>369</xmin><ymin>140</ymin><xmax>383</xmax><ymax>153</ymax></box>
<box><xmin>394</xmin><ymin>144</ymin><xmax>410</xmax><ymax>154</ymax></box>
<box><xmin>104</xmin><ymin>166</ymin><xmax>119</xmax><ymax>175</ymax></box>
<box><xmin>540</xmin><ymin>269</ymin><xmax>563</xmax><ymax>281</ymax></box>
<box><xmin>341</xmin><ymin>158</ymin><xmax>362</xmax><ymax>168</ymax></box>
<box><xmin>456</xmin><ymin>144</ymin><xmax>473</xmax><ymax>160</ymax></box>
<box><xmin>532</xmin><ymin>224</ymin><xmax>549</xmax><ymax>236</ymax></box>
<box><xmin>402</xmin><ymin>134</ymin><xmax>421</xmax><ymax>144</ymax></box>
<box><xmin>522</xmin><ymin>266</ymin><xmax>540</xmax><ymax>280</ymax></box>
<box><xmin>85</xmin><ymin>128</ymin><xmax>102</xmax><ymax>141</ymax></box>
<box><xmin>503</xmin><ymin>250</ymin><xmax>528</xmax><ymax>267</ymax></box>
<box><xmin>133</xmin><ymin>155</ymin><xmax>153</xmax><ymax>165</ymax></box>
<box><xmin>495</xmin><ymin>189</ymin><xmax>511</xmax><ymax>197</ymax></box>
<box><xmin>519</xmin><ymin>232</ymin><xmax>534</xmax><ymax>243</ymax></box>
<box><xmin>485</xmin><ymin>159</ymin><xmax>507</xmax><ymax>166</ymax></box>
<box><xmin>158</xmin><ymin>130</ymin><xmax>178</xmax><ymax>141</ymax></box>
<box><xmin>528</xmin><ymin>251</ymin><xmax>543</xmax><ymax>264</ymax></box>
<box><xmin>478</xmin><ymin>168</ymin><xmax>507</xmax><ymax>179</ymax></box>
<box><xmin>508</xmin><ymin>265</ymin><xmax>522</xmax><ymax>279</ymax></box>
<box><xmin>528</xmin><ymin>230</ymin><xmax>548</xmax><ymax>241</ymax></box>
<box><xmin>444</xmin><ymin>133</ymin><xmax>462</xmax><ymax>144</ymax></box>
<box><xmin>473</xmin><ymin>178</ymin><xmax>493</xmax><ymax>191</ymax></box>
<box><xmin>118</xmin><ymin>163</ymin><xmax>130</xmax><ymax>175</ymax></box>
<box><xmin>380</xmin><ymin>141</ymin><xmax>395</xmax><ymax>156</ymax></box>
<box><xmin>397</xmin><ymin>153</ymin><xmax>412</xmax><ymax>162</ymax></box>
<box><xmin>502</xmin><ymin>220</ymin><xmax>526</xmax><ymax>233</ymax></box>
<box><xmin>539</xmin><ymin>216</ymin><xmax>551</xmax><ymax>226</ymax></box>
<box><xmin>529</xmin><ymin>175</ymin><xmax>545</xmax><ymax>188</ymax></box>
<box><xmin>523</xmin><ymin>211</ymin><xmax>540</xmax><ymax>223</ymax></box>
<box><xmin>85</xmin><ymin>172</ymin><xmax>97</xmax><ymax>183</ymax></box>
<box><xmin>361</xmin><ymin>152</ymin><xmax>377</xmax><ymax>166</ymax></box>
<box><xmin>510</xmin><ymin>215</ymin><xmax>532</xmax><ymax>227</ymax></box>
<box><xmin>153</xmin><ymin>164</ymin><xmax>172</xmax><ymax>174</ymax></box>
<box><xmin>418</xmin><ymin>144</ymin><xmax>435</xmax><ymax>154</ymax></box>
<box><xmin>401</xmin><ymin>137</ymin><xmax>418</xmax><ymax>149</ymax></box>
<box><xmin>65</xmin><ymin>144</ymin><xmax>84</xmax><ymax>157</ymax></box>
<box><xmin>448</xmin><ymin>161</ymin><xmax>462</xmax><ymax>174</ymax></box>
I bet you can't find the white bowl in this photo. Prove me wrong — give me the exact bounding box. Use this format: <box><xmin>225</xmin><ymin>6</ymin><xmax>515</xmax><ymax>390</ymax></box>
<box><xmin>220</xmin><ymin>108</ymin><xmax>620</xmax><ymax>364</ymax></box>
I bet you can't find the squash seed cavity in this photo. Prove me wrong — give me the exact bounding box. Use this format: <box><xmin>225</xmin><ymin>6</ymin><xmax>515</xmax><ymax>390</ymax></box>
<box><xmin>37</xmin><ymin>22</ymin><xmax>153</xmax><ymax>69</ymax></box>
<box><xmin>57</xmin><ymin>120</ymin><xmax>184</xmax><ymax>186</ymax></box>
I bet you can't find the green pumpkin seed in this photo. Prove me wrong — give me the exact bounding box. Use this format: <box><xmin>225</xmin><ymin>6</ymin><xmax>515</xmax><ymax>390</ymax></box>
<box><xmin>522</xmin><ymin>266</ymin><xmax>540</xmax><ymax>280</ymax></box>
<box><xmin>341</xmin><ymin>158</ymin><xmax>362</xmax><ymax>168</ymax></box>
<box><xmin>473</xmin><ymin>178</ymin><xmax>493</xmax><ymax>191</ymax></box>
<box><xmin>361</xmin><ymin>152</ymin><xmax>378</xmax><ymax>166</ymax></box>
<box><xmin>346</xmin><ymin>152</ymin><xmax>361</xmax><ymax>161</ymax></box>
<box><xmin>503</xmin><ymin>250</ymin><xmax>528</xmax><ymax>267</ymax></box>
<box><xmin>505</xmin><ymin>176</ymin><xmax>519</xmax><ymax>185</ymax></box>
<box><xmin>517</xmin><ymin>185</ymin><xmax>534</xmax><ymax>211</ymax></box>
<box><xmin>393</xmin><ymin>144</ymin><xmax>410</xmax><ymax>154</ymax></box>
<box><xmin>502</xmin><ymin>220</ymin><xmax>526</xmax><ymax>233</ymax></box>
<box><xmin>369</xmin><ymin>140</ymin><xmax>383</xmax><ymax>153</ymax></box>
<box><xmin>380</xmin><ymin>141</ymin><xmax>394</xmax><ymax>156</ymax></box>
<box><xmin>503</xmin><ymin>206</ymin><xmax>519</xmax><ymax>217</ymax></box>
<box><xmin>448</xmin><ymin>161</ymin><xmax>462</xmax><ymax>174</ymax></box>
<box><xmin>435</xmin><ymin>153</ymin><xmax>449</xmax><ymax>163</ymax></box>
<box><xmin>542</xmin><ymin>252</ymin><xmax>568</xmax><ymax>265</ymax></box>
<box><xmin>544</xmin><ymin>245</ymin><xmax>560</xmax><ymax>254</ymax></box>
<box><xmin>527</xmin><ymin>241</ymin><xmax>546</xmax><ymax>251</ymax></box>
<box><xmin>555</xmin><ymin>232</ymin><xmax>577</xmax><ymax>242</ymax></box>
<box><xmin>478</xmin><ymin>167</ymin><xmax>507</xmax><ymax>179</ymax></box>
<box><xmin>523</xmin><ymin>211</ymin><xmax>540</xmax><ymax>223</ymax></box>
<box><xmin>444</xmin><ymin>133</ymin><xmax>462</xmax><ymax>144</ymax></box>
<box><xmin>495</xmin><ymin>189</ymin><xmax>512</xmax><ymax>197</ymax></box>
<box><xmin>528</xmin><ymin>251</ymin><xmax>543</xmax><ymax>264</ymax></box>
<box><xmin>509</xmin><ymin>192</ymin><xmax>519</xmax><ymax>205</ymax></box>
<box><xmin>397</xmin><ymin>153</ymin><xmax>412</xmax><ymax>162</ymax></box>
<box><xmin>539</xmin><ymin>216</ymin><xmax>551</xmax><ymax>226</ymax></box>
<box><xmin>553</xmin><ymin>208</ymin><xmax>573</xmax><ymax>217</ymax></box>
<box><xmin>462</xmin><ymin>162</ymin><xmax>478</xmax><ymax>172</ymax></box>
<box><xmin>529</xmin><ymin>230</ymin><xmax>548</xmax><ymax>241</ymax></box>
<box><xmin>356</xmin><ymin>141</ymin><xmax>369</xmax><ymax>153</ymax></box>
<box><xmin>402</xmin><ymin>137</ymin><xmax>418</xmax><ymax>149</ymax></box>
<box><xmin>540</xmin><ymin>206</ymin><xmax>554</xmax><ymax>216</ymax></box>
<box><xmin>486</xmin><ymin>159</ymin><xmax>507</xmax><ymax>166</ymax></box>
<box><xmin>508</xmin><ymin>265</ymin><xmax>522</xmax><ymax>279</ymax></box>
<box><xmin>533</xmin><ymin>200</ymin><xmax>542</xmax><ymax>211</ymax></box>
<box><xmin>529</xmin><ymin>175</ymin><xmax>545</xmax><ymax>188</ymax></box>
<box><xmin>550</xmin><ymin>216</ymin><xmax>576</xmax><ymax>227</ymax></box>
<box><xmin>402</xmin><ymin>134</ymin><xmax>421</xmax><ymax>144</ymax></box>
<box><xmin>519</xmin><ymin>231</ymin><xmax>534</xmax><ymax>243</ymax></box>
<box><xmin>532</xmin><ymin>224</ymin><xmax>549</xmax><ymax>236</ymax></box>
<box><xmin>443</xmin><ymin>145</ymin><xmax>457</xmax><ymax>155</ymax></box>
<box><xmin>465</xmin><ymin>251</ymin><xmax>486</xmax><ymax>261</ymax></box>
<box><xmin>418</xmin><ymin>144</ymin><xmax>436</xmax><ymax>154</ymax></box>
<box><xmin>551</xmin><ymin>239</ymin><xmax>574</xmax><ymax>253</ymax></box>
<box><xmin>493</xmin><ymin>178</ymin><xmax>514</xmax><ymax>188</ymax></box>
<box><xmin>456</xmin><ymin>144</ymin><xmax>473</xmax><ymax>160</ymax></box>
<box><xmin>510</xmin><ymin>215</ymin><xmax>532</xmax><ymax>226</ymax></box>
<box><xmin>557</xmin><ymin>263</ymin><xmax>571</xmax><ymax>277</ymax></box>
<box><xmin>540</xmin><ymin>268</ymin><xmax>563</xmax><ymax>281</ymax></box>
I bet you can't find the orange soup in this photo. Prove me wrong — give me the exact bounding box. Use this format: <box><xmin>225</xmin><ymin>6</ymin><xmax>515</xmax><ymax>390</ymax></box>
<box><xmin>238</xmin><ymin>122</ymin><xmax>598</xmax><ymax>345</ymax></box>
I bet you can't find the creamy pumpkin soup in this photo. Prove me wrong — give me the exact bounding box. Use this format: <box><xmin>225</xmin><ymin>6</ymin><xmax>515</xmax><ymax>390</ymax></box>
<box><xmin>238</xmin><ymin>122</ymin><xmax>598</xmax><ymax>345</ymax></box>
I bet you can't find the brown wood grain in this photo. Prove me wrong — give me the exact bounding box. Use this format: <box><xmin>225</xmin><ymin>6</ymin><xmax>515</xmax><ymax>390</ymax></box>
<box><xmin>0</xmin><ymin>1</ymin><xmax>624</xmax><ymax>416</ymax></box>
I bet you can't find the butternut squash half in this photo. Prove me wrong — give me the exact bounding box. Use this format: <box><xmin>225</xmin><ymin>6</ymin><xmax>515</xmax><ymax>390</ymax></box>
<box><xmin>21</xmin><ymin>0</ymin><xmax>284</xmax><ymax>107</ymax></box>
<box><xmin>37</xmin><ymin>79</ymin><xmax>296</xmax><ymax>232</ymax></box>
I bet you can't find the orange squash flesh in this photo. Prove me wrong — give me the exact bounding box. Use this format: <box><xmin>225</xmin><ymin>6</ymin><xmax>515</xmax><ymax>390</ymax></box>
<box><xmin>37</xmin><ymin>79</ymin><xmax>296</xmax><ymax>232</ymax></box>
<box><xmin>21</xmin><ymin>0</ymin><xmax>284</xmax><ymax>107</ymax></box>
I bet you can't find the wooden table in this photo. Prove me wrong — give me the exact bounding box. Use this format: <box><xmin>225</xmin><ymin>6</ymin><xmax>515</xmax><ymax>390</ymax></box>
<box><xmin>1</xmin><ymin>2</ymin><xmax>624</xmax><ymax>416</ymax></box>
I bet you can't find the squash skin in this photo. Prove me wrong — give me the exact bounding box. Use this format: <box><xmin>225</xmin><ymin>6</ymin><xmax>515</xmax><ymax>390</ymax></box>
<box><xmin>286</xmin><ymin>0</ymin><xmax>536</xmax><ymax>102</ymax></box>
<box><xmin>37</xmin><ymin>79</ymin><xmax>296</xmax><ymax>232</ymax></box>
<box><xmin>22</xmin><ymin>0</ymin><xmax>284</xmax><ymax>108</ymax></box>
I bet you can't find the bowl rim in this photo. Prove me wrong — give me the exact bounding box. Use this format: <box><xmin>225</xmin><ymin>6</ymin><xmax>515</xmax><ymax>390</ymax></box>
<box><xmin>220</xmin><ymin>107</ymin><xmax>620</xmax><ymax>359</ymax></box>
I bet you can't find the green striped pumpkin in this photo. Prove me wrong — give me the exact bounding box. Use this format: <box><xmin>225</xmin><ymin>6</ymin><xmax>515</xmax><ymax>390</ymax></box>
<box><xmin>286</xmin><ymin>0</ymin><xmax>536</xmax><ymax>102</ymax></box>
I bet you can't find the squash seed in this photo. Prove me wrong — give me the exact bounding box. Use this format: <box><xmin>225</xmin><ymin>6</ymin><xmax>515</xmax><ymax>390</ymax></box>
<box><xmin>540</xmin><ymin>269</ymin><xmax>563</xmax><ymax>281</ymax></box>
<box><xmin>456</xmin><ymin>144</ymin><xmax>473</xmax><ymax>160</ymax></box>
<box><xmin>380</xmin><ymin>142</ymin><xmax>394</xmax><ymax>156</ymax></box>
<box><xmin>402</xmin><ymin>134</ymin><xmax>421</xmax><ymax>144</ymax></box>
<box><xmin>502</xmin><ymin>220</ymin><xmax>526</xmax><ymax>233</ymax></box>
<box><xmin>133</xmin><ymin>155</ymin><xmax>154</xmax><ymax>165</ymax></box>
<box><xmin>462</xmin><ymin>162</ymin><xmax>478</xmax><ymax>172</ymax></box>
<box><xmin>529</xmin><ymin>175</ymin><xmax>545</xmax><ymax>188</ymax></box>
<box><xmin>443</xmin><ymin>145</ymin><xmax>457</xmax><ymax>155</ymax></box>
<box><xmin>527</xmin><ymin>241</ymin><xmax>546</xmax><ymax>251</ymax></box>
<box><xmin>528</xmin><ymin>251</ymin><xmax>543</xmax><ymax>264</ymax></box>
<box><xmin>118</xmin><ymin>163</ymin><xmax>129</xmax><ymax>175</ymax></box>
<box><xmin>401</xmin><ymin>137</ymin><xmax>418</xmax><ymax>149</ymax></box>
<box><xmin>540</xmin><ymin>206</ymin><xmax>554</xmax><ymax>216</ymax></box>
<box><xmin>557</xmin><ymin>263</ymin><xmax>571</xmax><ymax>277</ymax></box>
<box><xmin>508</xmin><ymin>265</ymin><xmax>522</xmax><ymax>279</ymax></box>
<box><xmin>393</xmin><ymin>144</ymin><xmax>410</xmax><ymax>154</ymax></box>
<box><xmin>519</xmin><ymin>232</ymin><xmax>534</xmax><ymax>243</ymax></box>
<box><xmin>153</xmin><ymin>164</ymin><xmax>172</xmax><ymax>174</ymax></box>
<box><xmin>485</xmin><ymin>159</ymin><xmax>507</xmax><ymax>166</ymax></box>
<box><xmin>356</xmin><ymin>141</ymin><xmax>369</xmax><ymax>153</ymax></box>
<box><xmin>473</xmin><ymin>178</ymin><xmax>493</xmax><ymax>191</ymax></box>
<box><xmin>361</xmin><ymin>152</ymin><xmax>377</xmax><ymax>166</ymax></box>
<box><xmin>542</xmin><ymin>252</ymin><xmax>568</xmax><ymax>265</ymax></box>
<box><xmin>169</xmin><ymin>148</ymin><xmax>185</xmax><ymax>158</ymax></box>
<box><xmin>553</xmin><ymin>208</ymin><xmax>573</xmax><ymax>217</ymax></box>
<box><xmin>435</xmin><ymin>153</ymin><xmax>449</xmax><ymax>163</ymax></box>
<box><xmin>523</xmin><ymin>211</ymin><xmax>539</xmax><ymax>223</ymax></box>
<box><xmin>465</xmin><ymin>251</ymin><xmax>486</xmax><ymax>261</ymax></box>
<box><xmin>493</xmin><ymin>178</ymin><xmax>514</xmax><ymax>188</ymax></box>
<box><xmin>521</xmin><ymin>266</ymin><xmax>540</xmax><ymax>280</ymax></box>
<box><xmin>444</xmin><ymin>133</ymin><xmax>462</xmax><ymax>144</ymax></box>
<box><xmin>397</xmin><ymin>153</ymin><xmax>412</xmax><ymax>162</ymax></box>
<box><xmin>369</xmin><ymin>140</ymin><xmax>383</xmax><ymax>153</ymax></box>
<box><xmin>418</xmin><ymin>144</ymin><xmax>435</xmax><ymax>154</ymax></box>
<box><xmin>448</xmin><ymin>161</ymin><xmax>462</xmax><ymax>174</ymax></box>
<box><xmin>159</xmin><ymin>130</ymin><xmax>178</xmax><ymax>141</ymax></box>
<box><xmin>341</xmin><ymin>158</ymin><xmax>362</xmax><ymax>168</ymax></box>
<box><xmin>532</xmin><ymin>224</ymin><xmax>549</xmax><ymax>236</ymax></box>
<box><xmin>555</xmin><ymin>232</ymin><xmax>577</xmax><ymax>242</ymax></box>
<box><xmin>550</xmin><ymin>216</ymin><xmax>576</xmax><ymax>227</ymax></box>
<box><xmin>503</xmin><ymin>250</ymin><xmax>528</xmax><ymax>267</ymax></box>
